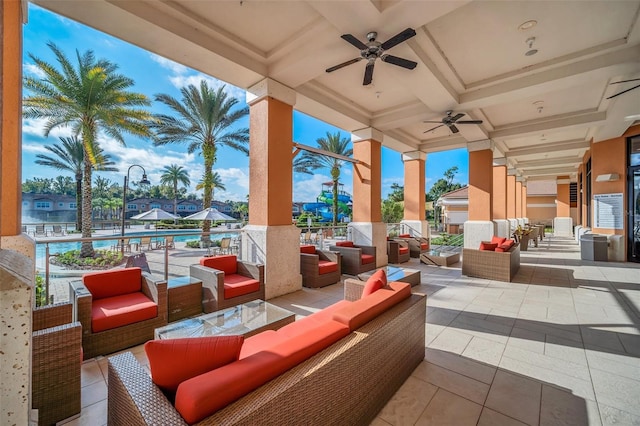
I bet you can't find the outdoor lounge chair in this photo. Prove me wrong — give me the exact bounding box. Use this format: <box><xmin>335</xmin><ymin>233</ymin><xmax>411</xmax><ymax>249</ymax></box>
<box><xmin>52</xmin><ymin>225</ymin><xmax>65</xmax><ymax>236</ymax></box>
<box><xmin>328</xmin><ymin>241</ymin><xmax>377</xmax><ymax>275</ymax></box>
<box><xmin>387</xmin><ymin>239</ymin><xmax>410</xmax><ymax>264</ymax></box>
<box><xmin>190</xmin><ymin>255</ymin><xmax>264</xmax><ymax>313</ymax></box>
<box><xmin>34</xmin><ymin>224</ymin><xmax>47</xmax><ymax>237</ymax></box>
<box><xmin>156</xmin><ymin>235</ymin><xmax>175</xmax><ymax>250</ymax></box>
<box><xmin>32</xmin><ymin>302</ymin><xmax>81</xmax><ymax>426</ymax></box>
<box><xmin>300</xmin><ymin>244</ymin><xmax>342</xmax><ymax>288</ymax></box>
<box><xmin>396</xmin><ymin>234</ymin><xmax>430</xmax><ymax>258</ymax></box>
<box><xmin>139</xmin><ymin>236</ymin><xmax>154</xmax><ymax>251</ymax></box>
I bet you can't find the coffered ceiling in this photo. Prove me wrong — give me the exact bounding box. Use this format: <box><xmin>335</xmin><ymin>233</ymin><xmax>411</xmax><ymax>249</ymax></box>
<box><xmin>33</xmin><ymin>0</ymin><xmax>640</xmax><ymax>182</ymax></box>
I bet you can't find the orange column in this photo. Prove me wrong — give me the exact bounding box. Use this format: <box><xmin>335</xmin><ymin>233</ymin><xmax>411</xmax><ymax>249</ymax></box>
<box><xmin>352</xmin><ymin>132</ymin><xmax>382</xmax><ymax>223</ymax></box>
<box><xmin>403</xmin><ymin>152</ymin><xmax>425</xmax><ymax>221</ymax></box>
<box><xmin>556</xmin><ymin>176</ymin><xmax>570</xmax><ymax>217</ymax></box>
<box><xmin>468</xmin><ymin>142</ymin><xmax>493</xmax><ymax>221</ymax></box>
<box><xmin>522</xmin><ymin>183</ymin><xmax>528</xmax><ymax>218</ymax></box>
<box><xmin>1</xmin><ymin>0</ymin><xmax>22</xmax><ymax>238</ymax></box>
<box><xmin>507</xmin><ymin>172</ymin><xmax>517</xmax><ymax>218</ymax></box>
<box><xmin>492</xmin><ymin>161</ymin><xmax>507</xmax><ymax>220</ymax></box>
<box><xmin>515</xmin><ymin>181</ymin><xmax>523</xmax><ymax>217</ymax></box>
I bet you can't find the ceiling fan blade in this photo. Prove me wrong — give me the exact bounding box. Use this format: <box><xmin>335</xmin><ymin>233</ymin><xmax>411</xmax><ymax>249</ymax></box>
<box><xmin>363</xmin><ymin>61</ymin><xmax>375</xmax><ymax>85</ymax></box>
<box><xmin>423</xmin><ymin>120</ymin><xmax>443</xmax><ymax>124</ymax></box>
<box><xmin>423</xmin><ymin>124</ymin><xmax>444</xmax><ymax>133</ymax></box>
<box><xmin>449</xmin><ymin>124</ymin><xmax>460</xmax><ymax>134</ymax></box>
<box><xmin>381</xmin><ymin>54</ymin><xmax>417</xmax><ymax>70</ymax></box>
<box><xmin>450</xmin><ymin>113</ymin><xmax>465</xmax><ymax>122</ymax></box>
<box><xmin>610</xmin><ymin>78</ymin><xmax>640</xmax><ymax>84</ymax></box>
<box><xmin>606</xmin><ymin>83</ymin><xmax>640</xmax><ymax>99</ymax></box>
<box><xmin>341</xmin><ymin>34</ymin><xmax>368</xmax><ymax>50</ymax></box>
<box><xmin>455</xmin><ymin>120</ymin><xmax>484</xmax><ymax>124</ymax></box>
<box><xmin>326</xmin><ymin>57</ymin><xmax>363</xmax><ymax>73</ymax></box>
<box><xmin>380</xmin><ymin>28</ymin><xmax>416</xmax><ymax>50</ymax></box>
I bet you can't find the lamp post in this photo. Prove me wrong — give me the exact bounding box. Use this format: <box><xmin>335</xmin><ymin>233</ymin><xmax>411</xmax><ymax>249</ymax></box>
<box><xmin>121</xmin><ymin>165</ymin><xmax>151</xmax><ymax>243</ymax></box>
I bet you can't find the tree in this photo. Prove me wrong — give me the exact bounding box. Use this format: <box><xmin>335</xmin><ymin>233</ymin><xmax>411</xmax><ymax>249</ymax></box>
<box><xmin>382</xmin><ymin>199</ymin><xmax>404</xmax><ymax>223</ymax></box>
<box><xmin>298</xmin><ymin>132</ymin><xmax>352</xmax><ymax>226</ymax></box>
<box><xmin>388</xmin><ymin>183</ymin><xmax>404</xmax><ymax>203</ymax></box>
<box><xmin>151</xmin><ymin>81</ymin><xmax>249</xmax><ymax>235</ymax></box>
<box><xmin>195</xmin><ymin>172</ymin><xmax>225</xmax><ymax>203</ymax></box>
<box><xmin>34</xmin><ymin>136</ymin><xmax>117</xmax><ymax>231</ymax></box>
<box><xmin>22</xmin><ymin>178</ymin><xmax>53</xmax><ymax>194</ymax></box>
<box><xmin>427</xmin><ymin>166</ymin><xmax>462</xmax><ymax>230</ymax></box>
<box><xmin>24</xmin><ymin>43</ymin><xmax>152</xmax><ymax>257</ymax></box>
<box><xmin>160</xmin><ymin>164</ymin><xmax>191</xmax><ymax>216</ymax></box>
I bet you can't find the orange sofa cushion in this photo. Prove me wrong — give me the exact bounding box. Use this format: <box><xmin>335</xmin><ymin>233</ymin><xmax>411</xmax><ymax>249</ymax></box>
<box><xmin>479</xmin><ymin>241</ymin><xmax>498</xmax><ymax>251</ymax></box>
<box><xmin>495</xmin><ymin>239</ymin><xmax>516</xmax><ymax>252</ymax></box>
<box><xmin>335</xmin><ymin>241</ymin><xmax>354</xmax><ymax>247</ymax></box>
<box><xmin>317</xmin><ymin>260</ymin><xmax>338</xmax><ymax>275</ymax></box>
<box><xmin>175</xmin><ymin>320</ymin><xmax>350</xmax><ymax>424</ymax></box>
<box><xmin>299</xmin><ymin>245</ymin><xmax>316</xmax><ymax>254</ymax></box>
<box><xmin>91</xmin><ymin>292</ymin><xmax>157</xmax><ymax>333</ymax></box>
<box><xmin>361</xmin><ymin>254</ymin><xmax>375</xmax><ymax>264</ymax></box>
<box><xmin>83</xmin><ymin>267</ymin><xmax>142</xmax><ymax>300</ymax></box>
<box><xmin>420</xmin><ymin>243</ymin><xmax>429</xmax><ymax>250</ymax></box>
<box><xmin>491</xmin><ymin>236</ymin><xmax>507</xmax><ymax>245</ymax></box>
<box><xmin>145</xmin><ymin>336</ymin><xmax>244</xmax><ymax>395</ymax></box>
<box><xmin>223</xmin><ymin>274</ymin><xmax>260</xmax><ymax>299</ymax></box>
<box><xmin>333</xmin><ymin>281</ymin><xmax>411</xmax><ymax>331</ymax></box>
<box><xmin>399</xmin><ymin>234</ymin><xmax>411</xmax><ymax>238</ymax></box>
<box><xmin>399</xmin><ymin>247</ymin><xmax>409</xmax><ymax>255</ymax></box>
<box><xmin>362</xmin><ymin>269</ymin><xmax>386</xmax><ymax>297</ymax></box>
<box><xmin>200</xmin><ymin>255</ymin><xmax>237</xmax><ymax>275</ymax></box>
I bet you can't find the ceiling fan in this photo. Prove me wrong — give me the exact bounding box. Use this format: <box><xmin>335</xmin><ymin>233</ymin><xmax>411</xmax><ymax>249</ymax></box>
<box><xmin>325</xmin><ymin>28</ymin><xmax>417</xmax><ymax>86</ymax></box>
<box><xmin>423</xmin><ymin>111</ymin><xmax>483</xmax><ymax>134</ymax></box>
<box><xmin>606</xmin><ymin>78</ymin><xmax>640</xmax><ymax>99</ymax></box>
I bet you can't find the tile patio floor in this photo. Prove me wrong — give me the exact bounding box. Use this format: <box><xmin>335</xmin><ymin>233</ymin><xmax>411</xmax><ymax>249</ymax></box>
<box><xmin>64</xmin><ymin>234</ymin><xmax>640</xmax><ymax>425</ymax></box>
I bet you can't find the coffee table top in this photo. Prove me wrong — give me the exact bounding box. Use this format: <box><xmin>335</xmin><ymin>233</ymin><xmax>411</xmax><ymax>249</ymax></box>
<box><xmin>423</xmin><ymin>250</ymin><xmax>458</xmax><ymax>258</ymax></box>
<box><xmin>155</xmin><ymin>300</ymin><xmax>295</xmax><ymax>339</ymax></box>
<box><xmin>358</xmin><ymin>265</ymin><xmax>419</xmax><ymax>282</ymax></box>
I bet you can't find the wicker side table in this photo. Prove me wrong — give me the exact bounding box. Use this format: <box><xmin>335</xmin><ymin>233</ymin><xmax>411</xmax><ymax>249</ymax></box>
<box><xmin>167</xmin><ymin>276</ymin><xmax>203</xmax><ymax>322</ymax></box>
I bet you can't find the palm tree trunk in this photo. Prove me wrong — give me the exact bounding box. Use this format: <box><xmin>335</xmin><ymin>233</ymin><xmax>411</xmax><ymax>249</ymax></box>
<box><xmin>173</xmin><ymin>181</ymin><xmax>178</xmax><ymax>223</ymax></box>
<box><xmin>75</xmin><ymin>173</ymin><xmax>82</xmax><ymax>231</ymax></box>
<box><xmin>80</xmin><ymin>160</ymin><xmax>95</xmax><ymax>257</ymax></box>
<box><xmin>332</xmin><ymin>179</ymin><xmax>339</xmax><ymax>227</ymax></box>
<box><xmin>202</xmin><ymin>143</ymin><xmax>215</xmax><ymax>238</ymax></box>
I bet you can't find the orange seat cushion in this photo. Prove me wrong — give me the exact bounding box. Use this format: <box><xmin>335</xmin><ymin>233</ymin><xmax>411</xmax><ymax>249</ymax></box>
<box><xmin>361</xmin><ymin>254</ymin><xmax>376</xmax><ymax>264</ymax></box>
<box><xmin>91</xmin><ymin>292</ymin><xmax>157</xmax><ymax>333</ymax></box>
<box><xmin>145</xmin><ymin>335</ymin><xmax>244</xmax><ymax>395</ymax></box>
<box><xmin>399</xmin><ymin>247</ymin><xmax>409</xmax><ymax>255</ymax></box>
<box><xmin>223</xmin><ymin>274</ymin><xmax>260</xmax><ymax>299</ymax></box>
<box><xmin>491</xmin><ymin>236</ymin><xmax>507</xmax><ymax>245</ymax></box>
<box><xmin>399</xmin><ymin>234</ymin><xmax>411</xmax><ymax>238</ymax></box>
<box><xmin>200</xmin><ymin>255</ymin><xmax>237</xmax><ymax>275</ymax></box>
<box><xmin>299</xmin><ymin>245</ymin><xmax>316</xmax><ymax>254</ymax></box>
<box><xmin>479</xmin><ymin>241</ymin><xmax>498</xmax><ymax>251</ymax></box>
<box><xmin>420</xmin><ymin>243</ymin><xmax>429</xmax><ymax>250</ymax></box>
<box><xmin>362</xmin><ymin>269</ymin><xmax>386</xmax><ymax>297</ymax></box>
<box><xmin>336</xmin><ymin>241</ymin><xmax>354</xmax><ymax>247</ymax></box>
<box><xmin>333</xmin><ymin>281</ymin><xmax>411</xmax><ymax>331</ymax></box>
<box><xmin>317</xmin><ymin>260</ymin><xmax>338</xmax><ymax>274</ymax></box>
<box><xmin>175</xmin><ymin>320</ymin><xmax>350</xmax><ymax>424</ymax></box>
<box><xmin>83</xmin><ymin>267</ymin><xmax>142</xmax><ymax>300</ymax></box>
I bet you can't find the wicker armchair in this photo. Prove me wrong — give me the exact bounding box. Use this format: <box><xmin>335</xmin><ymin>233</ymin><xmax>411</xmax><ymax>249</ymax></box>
<box><xmin>32</xmin><ymin>302</ymin><xmax>82</xmax><ymax>426</ymax></box>
<box><xmin>387</xmin><ymin>239</ymin><xmax>410</xmax><ymax>264</ymax></box>
<box><xmin>190</xmin><ymin>255</ymin><xmax>265</xmax><ymax>313</ymax></box>
<box><xmin>70</xmin><ymin>268</ymin><xmax>168</xmax><ymax>360</ymax></box>
<box><xmin>328</xmin><ymin>241</ymin><xmax>377</xmax><ymax>275</ymax></box>
<box><xmin>396</xmin><ymin>234</ymin><xmax>430</xmax><ymax>258</ymax></box>
<box><xmin>300</xmin><ymin>245</ymin><xmax>342</xmax><ymax>288</ymax></box>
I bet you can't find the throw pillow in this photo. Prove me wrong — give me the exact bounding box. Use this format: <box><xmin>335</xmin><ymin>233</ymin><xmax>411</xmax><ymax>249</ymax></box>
<box><xmin>145</xmin><ymin>335</ymin><xmax>244</xmax><ymax>395</ymax></box>
<box><xmin>362</xmin><ymin>269</ymin><xmax>387</xmax><ymax>298</ymax></box>
<box><xmin>491</xmin><ymin>236</ymin><xmax>506</xmax><ymax>246</ymax></box>
<box><xmin>479</xmin><ymin>241</ymin><xmax>498</xmax><ymax>251</ymax></box>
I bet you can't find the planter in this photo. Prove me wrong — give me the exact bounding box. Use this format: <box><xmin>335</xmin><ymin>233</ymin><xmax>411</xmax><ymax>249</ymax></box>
<box><xmin>519</xmin><ymin>235</ymin><xmax>529</xmax><ymax>251</ymax></box>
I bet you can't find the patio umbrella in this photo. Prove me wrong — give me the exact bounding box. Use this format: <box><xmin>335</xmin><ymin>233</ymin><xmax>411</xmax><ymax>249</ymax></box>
<box><xmin>183</xmin><ymin>207</ymin><xmax>235</xmax><ymax>222</ymax></box>
<box><xmin>131</xmin><ymin>208</ymin><xmax>179</xmax><ymax>235</ymax></box>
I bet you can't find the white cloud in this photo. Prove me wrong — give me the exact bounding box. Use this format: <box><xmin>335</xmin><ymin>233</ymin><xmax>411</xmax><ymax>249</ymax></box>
<box><xmin>215</xmin><ymin>167</ymin><xmax>250</xmax><ymax>190</ymax></box>
<box><xmin>168</xmin><ymin>74</ymin><xmax>246</xmax><ymax>102</ymax></box>
<box><xmin>148</xmin><ymin>53</ymin><xmax>190</xmax><ymax>75</ymax></box>
<box><xmin>22</xmin><ymin>142</ymin><xmax>51</xmax><ymax>155</ymax></box>
<box><xmin>22</xmin><ymin>118</ymin><xmax>74</xmax><ymax>139</ymax></box>
<box><xmin>23</xmin><ymin>63</ymin><xmax>46</xmax><ymax>79</ymax></box>
<box><xmin>293</xmin><ymin>173</ymin><xmax>353</xmax><ymax>203</ymax></box>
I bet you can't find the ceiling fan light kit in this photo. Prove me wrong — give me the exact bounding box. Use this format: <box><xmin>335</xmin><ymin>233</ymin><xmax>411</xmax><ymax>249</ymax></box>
<box><xmin>326</xmin><ymin>28</ymin><xmax>418</xmax><ymax>85</ymax></box>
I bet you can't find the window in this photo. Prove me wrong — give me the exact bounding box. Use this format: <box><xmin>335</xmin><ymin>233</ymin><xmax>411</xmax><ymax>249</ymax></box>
<box><xmin>127</xmin><ymin>204</ymin><xmax>137</xmax><ymax>210</ymax></box>
<box><xmin>35</xmin><ymin>202</ymin><xmax>51</xmax><ymax>209</ymax></box>
<box><xmin>570</xmin><ymin>182</ymin><xmax>577</xmax><ymax>208</ymax></box>
<box><xmin>151</xmin><ymin>203</ymin><xmax>160</xmax><ymax>209</ymax></box>
<box><xmin>188</xmin><ymin>205</ymin><xmax>196</xmax><ymax>211</ymax></box>
<box><xmin>178</xmin><ymin>205</ymin><xmax>186</xmax><ymax>211</ymax></box>
<box><xmin>58</xmin><ymin>202</ymin><xmax>64</xmax><ymax>207</ymax></box>
<box><xmin>69</xmin><ymin>203</ymin><xmax>77</xmax><ymax>209</ymax></box>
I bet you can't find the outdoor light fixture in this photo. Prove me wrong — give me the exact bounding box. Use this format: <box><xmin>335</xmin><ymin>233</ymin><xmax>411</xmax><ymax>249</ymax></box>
<box><xmin>525</xmin><ymin>37</ymin><xmax>538</xmax><ymax>56</ymax></box>
<box><xmin>121</xmin><ymin>164</ymin><xmax>151</xmax><ymax>246</ymax></box>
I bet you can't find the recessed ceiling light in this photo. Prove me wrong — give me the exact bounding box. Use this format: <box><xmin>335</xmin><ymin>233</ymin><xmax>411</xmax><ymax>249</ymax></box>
<box><xmin>518</xmin><ymin>20</ymin><xmax>538</xmax><ymax>31</ymax></box>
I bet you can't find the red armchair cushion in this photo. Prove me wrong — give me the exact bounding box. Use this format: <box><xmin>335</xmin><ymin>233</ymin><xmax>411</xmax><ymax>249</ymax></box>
<box><xmin>491</xmin><ymin>236</ymin><xmax>507</xmax><ymax>245</ymax></box>
<box><xmin>362</xmin><ymin>269</ymin><xmax>386</xmax><ymax>297</ymax></box>
<box><xmin>223</xmin><ymin>274</ymin><xmax>260</xmax><ymax>299</ymax></box>
<box><xmin>399</xmin><ymin>234</ymin><xmax>411</xmax><ymax>238</ymax></box>
<box><xmin>399</xmin><ymin>247</ymin><xmax>409</xmax><ymax>255</ymax></box>
<box><xmin>504</xmin><ymin>239</ymin><xmax>515</xmax><ymax>249</ymax></box>
<box><xmin>299</xmin><ymin>245</ymin><xmax>316</xmax><ymax>254</ymax></box>
<box><xmin>317</xmin><ymin>260</ymin><xmax>338</xmax><ymax>275</ymax></box>
<box><xmin>361</xmin><ymin>254</ymin><xmax>376</xmax><ymax>264</ymax></box>
<box><xmin>83</xmin><ymin>267</ymin><xmax>142</xmax><ymax>300</ymax></box>
<box><xmin>91</xmin><ymin>292</ymin><xmax>157</xmax><ymax>333</ymax></box>
<box><xmin>495</xmin><ymin>239</ymin><xmax>516</xmax><ymax>252</ymax></box>
<box><xmin>479</xmin><ymin>241</ymin><xmax>498</xmax><ymax>251</ymax></box>
<box><xmin>145</xmin><ymin>335</ymin><xmax>244</xmax><ymax>395</ymax></box>
<box><xmin>336</xmin><ymin>241</ymin><xmax>354</xmax><ymax>247</ymax></box>
<box><xmin>420</xmin><ymin>243</ymin><xmax>429</xmax><ymax>250</ymax></box>
<box><xmin>200</xmin><ymin>255</ymin><xmax>237</xmax><ymax>275</ymax></box>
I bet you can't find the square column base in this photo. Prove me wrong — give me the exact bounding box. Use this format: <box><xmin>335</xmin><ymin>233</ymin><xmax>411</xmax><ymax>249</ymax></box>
<box><xmin>348</xmin><ymin>222</ymin><xmax>388</xmax><ymax>267</ymax></box>
<box><xmin>241</xmin><ymin>225</ymin><xmax>302</xmax><ymax>299</ymax></box>
<box><xmin>553</xmin><ymin>217</ymin><xmax>574</xmax><ymax>237</ymax></box>
<box><xmin>463</xmin><ymin>221</ymin><xmax>495</xmax><ymax>249</ymax></box>
<box><xmin>493</xmin><ymin>220</ymin><xmax>510</xmax><ymax>239</ymax></box>
<box><xmin>508</xmin><ymin>219</ymin><xmax>519</xmax><ymax>236</ymax></box>
<box><xmin>400</xmin><ymin>220</ymin><xmax>431</xmax><ymax>240</ymax></box>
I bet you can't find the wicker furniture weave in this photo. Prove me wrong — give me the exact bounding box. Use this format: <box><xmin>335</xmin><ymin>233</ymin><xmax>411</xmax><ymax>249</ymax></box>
<box><xmin>190</xmin><ymin>260</ymin><xmax>264</xmax><ymax>313</ymax></box>
<box><xmin>32</xmin><ymin>302</ymin><xmax>82</xmax><ymax>426</ymax></box>
<box><xmin>167</xmin><ymin>276</ymin><xmax>203</xmax><ymax>322</ymax></box>
<box><xmin>300</xmin><ymin>249</ymin><xmax>342</xmax><ymax>288</ymax></box>
<box><xmin>387</xmin><ymin>239</ymin><xmax>410</xmax><ymax>264</ymax></box>
<box><xmin>328</xmin><ymin>243</ymin><xmax>377</xmax><ymax>275</ymax></box>
<box><xmin>69</xmin><ymin>272</ymin><xmax>168</xmax><ymax>360</ymax></box>
<box><xmin>397</xmin><ymin>236</ymin><xmax>430</xmax><ymax>258</ymax></box>
<box><xmin>107</xmin><ymin>281</ymin><xmax>426</xmax><ymax>425</ymax></box>
<box><xmin>462</xmin><ymin>243</ymin><xmax>521</xmax><ymax>282</ymax></box>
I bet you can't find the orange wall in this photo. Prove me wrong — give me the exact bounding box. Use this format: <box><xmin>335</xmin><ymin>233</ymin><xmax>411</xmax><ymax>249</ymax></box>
<box><xmin>468</xmin><ymin>149</ymin><xmax>493</xmax><ymax>221</ymax></box>
<box><xmin>556</xmin><ymin>176</ymin><xmax>570</xmax><ymax>217</ymax></box>
<box><xmin>403</xmin><ymin>158</ymin><xmax>425</xmax><ymax>220</ymax></box>
<box><xmin>507</xmin><ymin>175</ymin><xmax>516</xmax><ymax>218</ymax></box>
<box><xmin>353</xmin><ymin>139</ymin><xmax>382</xmax><ymax>222</ymax></box>
<box><xmin>492</xmin><ymin>165</ymin><xmax>507</xmax><ymax>219</ymax></box>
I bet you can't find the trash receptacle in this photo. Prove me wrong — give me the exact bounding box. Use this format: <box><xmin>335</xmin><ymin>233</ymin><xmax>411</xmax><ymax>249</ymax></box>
<box><xmin>580</xmin><ymin>234</ymin><xmax>608</xmax><ymax>261</ymax></box>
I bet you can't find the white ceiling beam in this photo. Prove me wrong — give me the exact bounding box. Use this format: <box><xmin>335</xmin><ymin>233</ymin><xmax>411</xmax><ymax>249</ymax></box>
<box><xmin>418</xmin><ymin>135</ymin><xmax>468</xmax><ymax>153</ymax></box>
<box><xmin>515</xmin><ymin>156</ymin><xmax>583</xmax><ymax>168</ymax></box>
<box><xmin>371</xmin><ymin>102</ymin><xmax>432</xmax><ymax>131</ymax></box>
<box><xmin>490</xmin><ymin>111</ymin><xmax>606</xmax><ymax>140</ymax></box>
<box><xmin>520</xmin><ymin>166</ymin><xmax>579</xmax><ymax>177</ymax></box>
<box><xmin>505</xmin><ymin>139</ymin><xmax>590</xmax><ymax>158</ymax></box>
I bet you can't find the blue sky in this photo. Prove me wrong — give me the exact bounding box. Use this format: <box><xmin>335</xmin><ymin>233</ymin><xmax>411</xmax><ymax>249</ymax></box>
<box><xmin>22</xmin><ymin>4</ymin><xmax>468</xmax><ymax>203</ymax></box>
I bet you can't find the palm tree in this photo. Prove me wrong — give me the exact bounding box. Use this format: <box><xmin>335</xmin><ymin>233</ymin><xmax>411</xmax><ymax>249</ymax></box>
<box><xmin>299</xmin><ymin>132</ymin><xmax>353</xmax><ymax>226</ymax></box>
<box><xmin>24</xmin><ymin>43</ymin><xmax>152</xmax><ymax>257</ymax></box>
<box><xmin>160</xmin><ymin>164</ymin><xmax>191</xmax><ymax>216</ymax></box>
<box><xmin>151</xmin><ymin>81</ymin><xmax>248</xmax><ymax>235</ymax></box>
<box><xmin>195</xmin><ymin>172</ymin><xmax>226</xmax><ymax>203</ymax></box>
<box><xmin>35</xmin><ymin>136</ymin><xmax>117</xmax><ymax>232</ymax></box>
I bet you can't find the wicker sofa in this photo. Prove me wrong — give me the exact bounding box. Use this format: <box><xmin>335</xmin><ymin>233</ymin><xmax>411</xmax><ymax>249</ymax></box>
<box><xmin>107</xmin><ymin>280</ymin><xmax>426</xmax><ymax>425</ymax></box>
<box><xmin>462</xmin><ymin>242</ymin><xmax>521</xmax><ymax>282</ymax></box>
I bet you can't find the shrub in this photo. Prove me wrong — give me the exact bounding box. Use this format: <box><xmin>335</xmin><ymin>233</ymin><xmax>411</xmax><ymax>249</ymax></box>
<box><xmin>51</xmin><ymin>249</ymin><xmax>124</xmax><ymax>270</ymax></box>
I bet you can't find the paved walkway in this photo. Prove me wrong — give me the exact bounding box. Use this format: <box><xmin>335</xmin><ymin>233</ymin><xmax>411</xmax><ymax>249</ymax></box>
<box><xmin>69</xmin><ymin>234</ymin><xmax>639</xmax><ymax>426</ymax></box>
